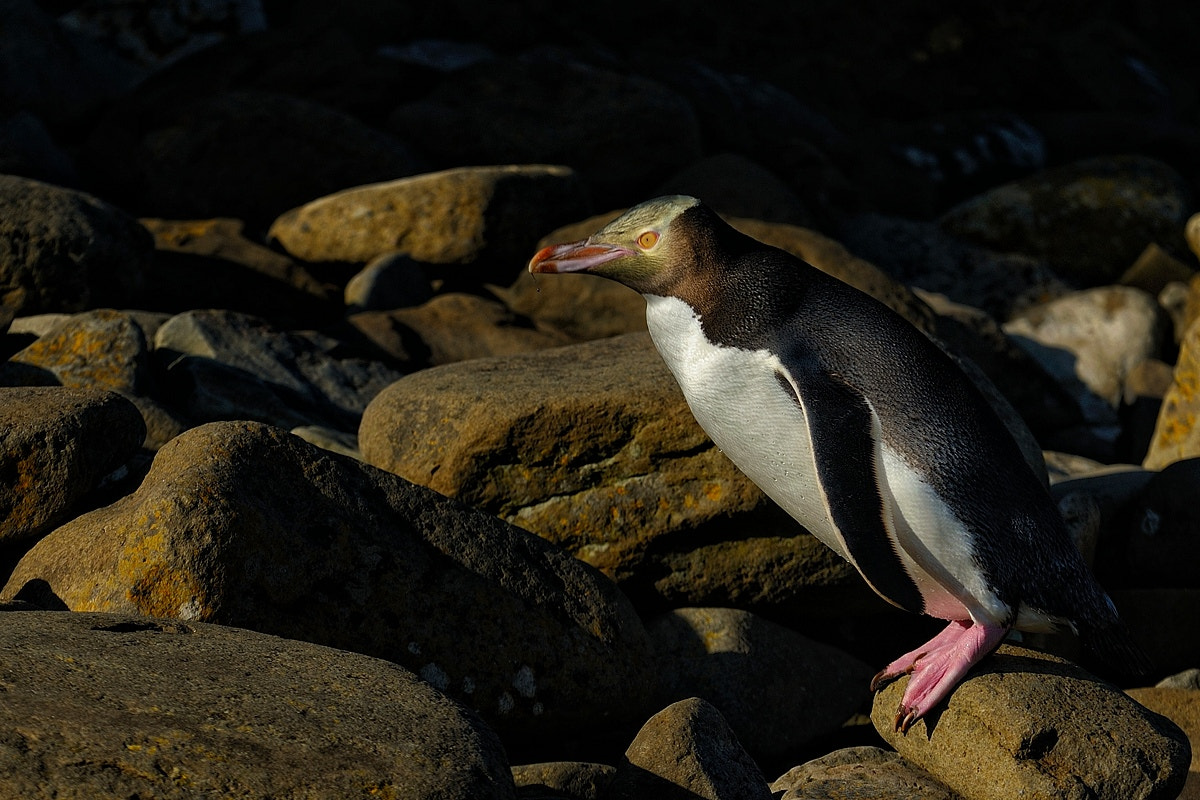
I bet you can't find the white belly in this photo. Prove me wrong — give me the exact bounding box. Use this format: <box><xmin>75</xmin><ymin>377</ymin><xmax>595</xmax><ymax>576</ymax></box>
<box><xmin>644</xmin><ymin>295</ymin><xmax>1014</xmax><ymax>626</ymax></box>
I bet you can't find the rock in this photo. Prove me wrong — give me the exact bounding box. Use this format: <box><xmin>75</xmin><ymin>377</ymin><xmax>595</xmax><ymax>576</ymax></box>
<box><xmin>1120</xmin><ymin>242</ymin><xmax>1196</xmax><ymax>297</ymax></box>
<box><xmin>1125</xmin><ymin>687</ymin><xmax>1200</xmax><ymax>800</ymax></box>
<box><xmin>1158</xmin><ymin>669</ymin><xmax>1200</xmax><ymax>690</ymax></box>
<box><xmin>1111</xmin><ymin>588</ymin><xmax>1200</xmax><ymax>678</ymax></box>
<box><xmin>872</xmin><ymin>644</ymin><xmax>1191</xmax><ymax>800</ymax></box>
<box><xmin>0</xmin><ymin>387</ymin><xmax>144</xmax><ymax>544</ymax></box>
<box><xmin>511</xmin><ymin>762</ymin><xmax>615</xmax><ymax>800</ymax></box>
<box><xmin>0</xmin><ymin>174</ymin><xmax>152</xmax><ymax>315</ymax></box>
<box><xmin>387</xmin><ymin>58</ymin><xmax>701</xmax><ymax>206</ymax></box>
<box><xmin>1003</xmin><ymin>286</ymin><xmax>1168</xmax><ymax>425</ymax></box>
<box><xmin>267</xmin><ymin>165</ymin><xmax>589</xmax><ymax>279</ymax></box>
<box><xmin>607</xmin><ymin>698</ymin><xmax>771</xmax><ymax>800</ymax></box>
<box><xmin>647</xmin><ymin>607</ymin><xmax>874</xmax><ymax>760</ymax></box>
<box><xmin>154</xmin><ymin>309</ymin><xmax>403</xmax><ymax>433</ymax></box>
<box><xmin>140</xmin><ymin>217</ymin><xmax>339</xmax><ymax>327</ymax></box>
<box><xmin>939</xmin><ymin>155</ymin><xmax>1193</xmax><ymax>286</ymax></box>
<box><xmin>358</xmin><ymin>332</ymin><xmax>856</xmax><ymax>610</ymax></box>
<box><xmin>0</xmin><ymin>608</ymin><xmax>515</xmax><ymax>799</ymax></box>
<box><xmin>839</xmin><ymin>212</ymin><xmax>1070</xmax><ymax>322</ymax></box>
<box><xmin>653</xmin><ymin>152</ymin><xmax>811</xmax><ymax>225</ymax></box>
<box><xmin>289</xmin><ymin>424</ymin><xmax>361</xmax><ymax>460</ymax></box>
<box><xmin>771</xmin><ymin>746</ymin><xmax>959</xmax><ymax>800</ymax></box>
<box><xmin>1</xmin><ymin>421</ymin><xmax>654</xmax><ymax>741</ymax></box>
<box><xmin>344</xmin><ymin>252</ymin><xmax>435</xmax><ymax>313</ymax></box>
<box><xmin>0</xmin><ymin>308</ymin><xmax>184</xmax><ymax>448</ymax></box>
<box><xmin>0</xmin><ymin>110</ymin><xmax>76</xmax><ymax>185</ymax></box>
<box><xmin>1145</xmin><ymin>320</ymin><xmax>1200</xmax><ymax>470</ymax></box>
<box><xmin>84</xmin><ymin>89</ymin><xmax>426</xmax><ymax>225</ymax></box>
<box><xmin>1188</xmin><ymin>213</ymin><xmax>1200</xmax><ymax>261</ymax></box>
<box><xmin>347</xmin><ymin>293</ymin><xmax>572</xmax><ymax>368</ymax></box>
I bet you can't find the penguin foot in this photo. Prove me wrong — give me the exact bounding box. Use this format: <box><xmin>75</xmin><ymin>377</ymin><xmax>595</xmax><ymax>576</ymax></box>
<box><xmin>872</xmin><ymin>619</ymin><xmax>1009</xmax><ymax>733</ymax></box>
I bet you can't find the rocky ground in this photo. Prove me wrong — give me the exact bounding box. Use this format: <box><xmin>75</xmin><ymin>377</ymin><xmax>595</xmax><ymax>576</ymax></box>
<box><xmin>2</xmin><ymin>1</ymin><xmax>1200</xmax><ymax>798</ymax></box>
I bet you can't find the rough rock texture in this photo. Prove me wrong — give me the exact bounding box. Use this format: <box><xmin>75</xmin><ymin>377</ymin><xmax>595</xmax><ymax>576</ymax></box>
<box><xmin>510</xmin><ymin>762</ymin><xmax>616</xmax><ymax>800</ymax></box>
<box><xmin>1145</xmin><ymin>319</ymin><xmax>1200</xmax><ymax>470</ymax></box>
<box><xmin>1126</xmin><ymin>685</ymin><xmax>1200</xmax><ymax>800</ymax></box>
<box><xmin>358</xmin><ymin>332</ymin><xmax>857</xmax><ymax>609</ymax></box>
<box><xmin>267</xmin><ymin>164</ymin><xmax>589</xmax><ymax>273</ymax></box>
<box><xmin>0</xmin><ymin>608</ymin><xmax>516</xmax><ymax>799</ymax></box>
<box><xmin>607</xmin><ymin>698</ymin><xmax>771</xmax><ymax>800</ymax></box>
<box><xmin>872</xmin><ymin>645</ymin><xmax>1191</xmax><ymax>800</ymax></box>
<box><xmin>0</xmin><ymin>387</ymin><xmax>144</xmax><ymax>543</ymax></box>
<box><xmin>647</xmin><ymin>607</ymin><xmax>874</xmax><ymax>760</ymax></box>
<box><xmin>0</xmin><ymin>174</ymin><xmax>152</xmax><ymax>315</ymax></box>
<box><xmin>1</xmin><ymin>421</ymin><xmax>655</xmax><ymax>741</ymax></box>
<box><xmin>771</xmin><ymin>746</ymin><xmax>960</xmax><ymax>800</ymax></box>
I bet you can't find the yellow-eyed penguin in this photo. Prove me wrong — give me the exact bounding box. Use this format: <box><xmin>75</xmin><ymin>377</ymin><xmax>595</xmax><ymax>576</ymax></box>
<box><xmin>528</xmin><ymin>195</ymin><xmax>1146</xmax><ymax>732</ymax></box>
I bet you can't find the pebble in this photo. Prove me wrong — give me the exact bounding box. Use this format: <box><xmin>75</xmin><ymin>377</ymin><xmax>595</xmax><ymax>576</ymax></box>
<box><xmin>771</xmin><ymin>746</ymin><xmax>959</xmax><ymax>800</ymax></box>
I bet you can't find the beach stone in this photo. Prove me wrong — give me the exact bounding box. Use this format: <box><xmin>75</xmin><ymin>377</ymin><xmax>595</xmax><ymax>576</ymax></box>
<box><xmin>0</xmin><ymin>174</ymin><xmax>152</xmax><ymax>315</ymax></box>
<box><xmin>358</xmin><ymin>332</ymin><xmax>856</xmax><ymax>609</ymax></box>
<box><xmin>607</xmin><ymin>698</ymin><xmax>771</xmax><ymax>800</ymax></box>
<box><xmin>511</xmin><ymin>762</ymin><xmax>615</xmax><ymax>800</ymax></box>
<box><xmin>387</xmin><ymin>58</ymin><xmax>701</xmax><ymax>206</ymax></box>
<box><xmin>84</xmin><ymin>89</ymin><xmax>425</xmax><ymax>225</ymax></box>
<box><xmin>1004</xmin><ymin>286</ymin><xmax>1168</xmax><ymax>423</ymax></box>
<box><xmin>0</xmin><ymin>387</ymin><xmax>143</xmax><ymax>544</ymax></box>
<box><xmin>347</xmin><ymin>293</ymin><xmax>572</xmax><ymax>369</ymax></box>
<box><xmin>1145</xmin><ymin>320</ymin><xmax>1200</xmax><ymax>470</ymax></box>
<box><xmin>1159</xmin><ymin>669</ymin><xmax>1200</xmax><ymax>690</ymax></box>
<box><xmin>872</xmin><ymin>644</ymin><xmax>1191</xmax><ymax>800</ymax></box>
<box><xmin>154</xmin><ymin>309</ymin><xmax>403</xmax><ymax>433</ymax></box>
<box><xmin>939</xmin><ymin>155</ymin><xmax>1192</xmax><ymax>286</ymax></box>
<box><xmin>1121</xmin><ymin>242</ymin><xmax>1196</xmax><ymax>297</ymax></box>
<box><xmin>654</xmin><ymin>152</ymin><xmax>811</xmax><ymax>225</ymax></box>
<box><xmin>647</xmin><ymin>607</ymin><xmax>874</xmax><ymax>760</ymax></box>
<box><xmin>140</xmin><ymin>217</ymin><xmax>339</xmax><ymax>326</ymax></box>
<box><xmin>1125</xmin><ymin>687</ymin><xmax>1200</xmax><ymax>800</ymax></box>
<box><xmin>771</xmin><ymin>746</ymin><xmax>959</xmax><ymax>800</ymax></box>
<box><xmin>267</xmin><ymin>164</ymin><xmax>589</xmax><ymax>275</ymax></box>
<box><xmin>1</xmin><ymin>420</ymin><xmax>654</xmax><ymax>741</ymax></box>
<box><xmin>0</xmin><ymin>608</ymin><xmax>515</xmax><ymax>799</ymax></box>
<box><xmin>344</xmin><ymin>252</ymin><xmax>434</xmax><ymax>313</ymax></box>
<box><xmin>839</xmin><ymin>212</ymin><xmax>1069</xmax><ymax>321</ymax></box>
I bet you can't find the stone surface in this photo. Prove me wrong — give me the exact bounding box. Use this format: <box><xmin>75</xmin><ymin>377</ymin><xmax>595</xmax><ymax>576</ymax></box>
<box><xmin>872</xmin><ymin>645</ymin><xmax>1191</xmax><ymax>800</ymax></box>
<box><xmin>0</xmin><ymin>608</ymin><xmax>516</xmax><ymax>799</ymax></box>
<box><xmin>607</xmin><ymin>698</ymin><xmax>771</xmax><ymax>800</ymax></box>
<box><xmin>0</xmin><ymin>387</ymin><xmax>144</xmax><ymax>544</ymax></box>
<box><xmin>154</xmin><ymin>309</ymin><xmax>403</xmax><ymax>433</ymax></box>
<box><xmin>647</xmin><ymin>607</ymin><xmax>874</xmax><ymax>760</ymax></box>
<box><xmin>1</xmin><ymin>421</ymin><xmax>654</xmax><ymax>741</ymax></box>
<box><xmin>267</xmin><ymin>164</ymin><xmax>589</xmax><ymax>274</ymax></box>
<box><xmin>653</xmin><ymin>152</ymin><xmax>811</xmax><ymax>225</ymax></box>
<box><xmin>771</xmin><ymin>746</ymin><xmax>960</xmax><ymax>800</ymax></box>
<box><xmin>0</xmin><ymin>174</ymin><xmax>152</xmax><ymax>315</ymax></box>
<box><xmin>511</xmin><ymin>762</ymin><xmax>615</xmax><ymax>800</ymax></box>
<box><xmin>1126</xmin><ymin>687</ymin><xmax>1200</xmax><ymax>800</ymax></box>
<box><xmin>358</xmin><ymin>332</ymin><xmax>856</xmax><ymax>609</ymax></box>
<box><xmin>1145</xmin><ymin>320</ymin><xmax>1200</xmax><ymax>470</ymax></box>
<box><xmin>344</xmin><ymin>252</ymin><xmax>435</xmax><ymax>313</ymax></box>
<box><xmin>939</xmin><ymin>155</ymin><xmax>1193</xmax><ymax>286</ymax></box>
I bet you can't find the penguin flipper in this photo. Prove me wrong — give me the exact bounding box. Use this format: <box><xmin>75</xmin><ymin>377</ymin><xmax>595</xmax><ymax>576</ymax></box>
<box><xmin>772</xmin><ymin>366</ymin><xmax>925</xmax><ymax>614</ymax></box>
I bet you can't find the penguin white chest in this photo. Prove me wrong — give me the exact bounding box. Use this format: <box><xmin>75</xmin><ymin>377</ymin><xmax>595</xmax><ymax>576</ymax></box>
<box><xmin>644</xmin><ymin>295</ymin><xmax>844</xmax><ymax>556</ymax></box>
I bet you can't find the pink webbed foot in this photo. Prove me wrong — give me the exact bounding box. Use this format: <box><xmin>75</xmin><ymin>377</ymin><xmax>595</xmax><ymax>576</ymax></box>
<box><xmin>871</xmin><ymin>619</ymin><xmax>1009</xmax><ymax>733</ymax></box>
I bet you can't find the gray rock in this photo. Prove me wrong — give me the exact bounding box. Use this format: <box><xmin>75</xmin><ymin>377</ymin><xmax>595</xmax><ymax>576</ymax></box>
<box><xmin>1</xmin><ymin>420</ymin><xmax>655</xmax><ymax>741</ymax></box>
<box><xmin>387</xmin><ymin>58</ymin><xmax>701</xmax><ymax>207</ymax></box>
<box><xmin>872</xmin><ymin>644</ymin><xmax>1191</xmax><ymax>800</ymax></box>
<box><xmin>0</xmin><ymin>608</ymin><xmax>515</xmax><ymax>799</ymax></box>
<box><xmin>267</xmin><ymin>164</ymin><xmax>589</xmax><ymax>275</ymax></box>
<box><xmin>1003</xmin><ymin>286</ymin><xmax>1168</xmax><ymax>424</ymax></box>
<box><xmin>1157</xmin><ymin>669</ymin><xmax>1200</xmax><ymax>690</ymax></box>
<box><xmin>154</xmin><ymin>309</ymin><xmax>403</xmax><ymax>433</ymax></box>
<box><xmin>0</xmin><ymin>387</ymin><xmax>144</xmax><ymax>544</ymax></box>
<box><xmin>344</xmin><ymin>252</ymin><xmax>434</xmax><ymax>313</ymax></box>
<box><xmin>647</xmin><ymin>607</ymin><xmax>874</xmax><ymax>760</ymax></box>
<box><xmin>511</xmin><ymin>762</ymin><xmax>615</xmax><ymax>800</ymax></box>
<box><xmin>358</xmin><ymin>332</ymin><xmax>857</xmax><ymax>612</ymax></box>
<box><xmin>939</xmin><ymin>155</ymin><xmax>1193</xmax><ymax>286</ymax></box>
<box><xmin>0</xmin><ymin>174</ymin><xmax>152</xmax><ymax>315</ymax></box>
<box><xmin>607</xmin><ymin>698</ymin><xmax>771</xmax><ymax>800</ymax></box>
<box><xmin>771</xmin><ymin>746</ymin><xmax>960</xmax><ymax>800</ymax></box>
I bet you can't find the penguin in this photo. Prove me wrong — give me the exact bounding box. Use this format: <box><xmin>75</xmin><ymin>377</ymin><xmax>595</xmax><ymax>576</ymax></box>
<box><xmin>528</xmin><ymin>195</ymin><xmax>1146</xmax><ymax>732</ymax></box>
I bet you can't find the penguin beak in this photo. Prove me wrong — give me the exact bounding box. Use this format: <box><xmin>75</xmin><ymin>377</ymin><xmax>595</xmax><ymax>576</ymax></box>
<box><xmin>528</xmin><ymin>239</ymin><xmax>634</xmax><ymax>274</ymax></box>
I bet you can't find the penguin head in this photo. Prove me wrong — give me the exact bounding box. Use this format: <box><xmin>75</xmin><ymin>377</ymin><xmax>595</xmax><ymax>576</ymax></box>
<box><xmin>528</xmin><ymin>195</ymin><xmax>712</xmax><ymax>295</ymax></box>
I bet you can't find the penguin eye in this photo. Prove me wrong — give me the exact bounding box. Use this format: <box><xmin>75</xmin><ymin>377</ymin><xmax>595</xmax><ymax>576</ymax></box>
<box><xmin>637</xmin><ymin>231</ymin><xmax>659</xmax><ymax>249</ymax></box>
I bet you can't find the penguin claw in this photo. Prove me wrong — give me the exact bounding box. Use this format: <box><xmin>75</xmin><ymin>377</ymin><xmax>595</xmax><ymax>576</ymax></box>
<box><xmin>895</xmin><ymin>707</ymin><xmax>918</xmax><ymax>733</ymax></box>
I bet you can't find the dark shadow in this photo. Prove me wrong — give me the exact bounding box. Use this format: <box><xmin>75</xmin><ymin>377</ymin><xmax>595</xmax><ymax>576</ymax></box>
<box><xmin>8</xmin><ymin>578</ymin><xmax>69</xmax><ymax>610</ymax></box>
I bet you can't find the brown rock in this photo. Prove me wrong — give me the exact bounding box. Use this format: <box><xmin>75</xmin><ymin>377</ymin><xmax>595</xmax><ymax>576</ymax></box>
<box><xmin>511</xmin><ymin>762</ymin><xmax>615</xmax><ymax>800</ymax></box>
<box><xmin>1</xmin><ymin>421</ymin><xmax>653</xmax><ymax>741</ymax></box>
<box><xmin>771</xmin><ymin>746</ymin><xmax>960</xmax><ymax>800</ymax></box>
<box><xmin>1126</xmin><ymin>687</ymin><xmax>1200</xmax><ymax>800</ymax></box>
<box><xmin>1145</xmin><ymin>320</ymin><xmax>1200</xmax><ymax>470</ymax></box>
<box><xmin>608</xmin><ymin>698</ymin><xmax>771</xmax><ymax>800</ymax></box>
<box><xmin>267</xmin><ymin>164</ymin><xmax>589</xmax><ymax>277</ymax></box>
<box><xmin>872</xmin><ymin>645</ymin><xmax>1191</xmax><ymax>800</ymax></box>
<box><xmin>0</xmin><ymin>387</ymin><xmax>144</xmax><ymax>544</ymax></box>
<box><xmin>0</xmin><ymin>608</ymin><xmax>515</xmax><ymax>799</ymax></box>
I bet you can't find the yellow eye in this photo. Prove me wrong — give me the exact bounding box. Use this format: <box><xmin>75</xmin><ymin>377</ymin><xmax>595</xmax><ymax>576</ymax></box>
<box><xmin>637</xmin><ymin>231</ymin><xmax>659</xmax><ymax>249</ymax></box>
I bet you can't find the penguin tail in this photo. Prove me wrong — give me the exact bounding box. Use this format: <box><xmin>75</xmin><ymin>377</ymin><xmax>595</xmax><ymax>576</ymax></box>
<box><xmin>1079</xmin><ymin>614</ymin><xmax>1155</xmax><ymax>684</ymax></box>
